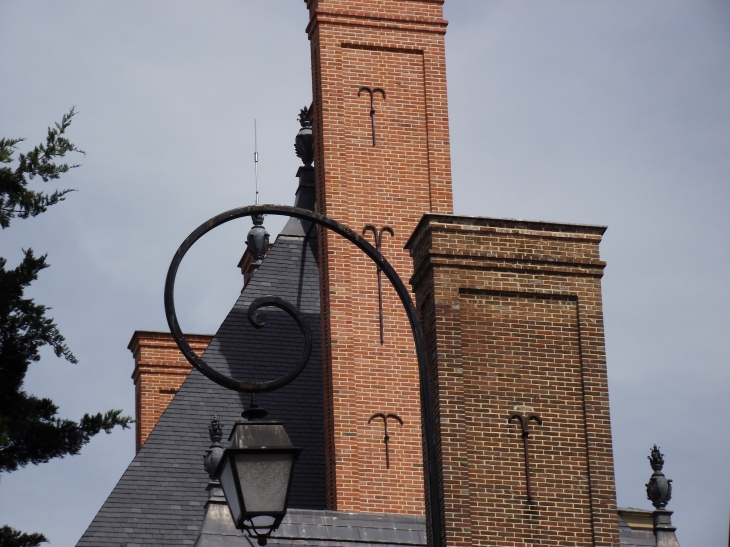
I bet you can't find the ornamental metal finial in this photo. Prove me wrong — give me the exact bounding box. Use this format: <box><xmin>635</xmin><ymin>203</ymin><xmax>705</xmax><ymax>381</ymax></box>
<box><xmin>294</xmin><ymin>106</ymin><xmax>313</xmax><ymax>167</ymax></box>
<box><xmin>245</xmin><ymin>214</ymin><xmax>270</xmax><ymax>279</ymax></box>
<box><xmin>208</xmin><ymin>415</ymin><xmax>223</xmax><ymax>443</ymax></box>
<box><xmin>204</xmin><ymin>416</ymin><xmax>225</xmax><ymax>478</ymax></box>
<box><xmin>648</xmin><ymin>444</ymin><xmax>665</xmax><ymax>471</ymax></box>
<box><xmin>646</xmin><ymin>444</ymin><xmax>672</xmax><ymax>509</ymax></box>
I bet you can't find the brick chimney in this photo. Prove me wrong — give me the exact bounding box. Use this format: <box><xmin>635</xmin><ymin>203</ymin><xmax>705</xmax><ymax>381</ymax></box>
<box><xmin>129</xmin><ymin>330</ymin><xmax>212</xmax><ymax>453</ymax></box>
<box><xmin>305</xmin><ymin>0</ymin><xmax>453</xmax><ymax>515</ymax></box>
<box><xmin>406</xmin><ymin>215</ymin><xmax>620</xmax><ymax>547</ymax></box>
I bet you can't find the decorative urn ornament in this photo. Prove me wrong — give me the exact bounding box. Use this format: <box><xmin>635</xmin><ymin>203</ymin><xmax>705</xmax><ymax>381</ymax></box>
<box><xmin>245</xmin><ymin>214</ymin><xmax>270</xmax><ymax>278</ymax></box>
<box><xmin>645</xmin><ymin>444</ymin><xmax>672</xmax><ymax>509</ymax></box>
<box><xmin>294</xmin><ymin>106</ymin><xmax>313</xmax><ymax>167</ymax></box>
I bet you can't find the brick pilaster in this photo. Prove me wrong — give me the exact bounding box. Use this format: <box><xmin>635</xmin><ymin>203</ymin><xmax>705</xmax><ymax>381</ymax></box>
<box><xmin>129</xmin><ymin>331</ymin><xmax>212</xmax><ymax>453</ymax></box>
<box><xmin>406</xmin><ymin>215</ymin><xmax>620</xmax><ymax>547</ymax></box>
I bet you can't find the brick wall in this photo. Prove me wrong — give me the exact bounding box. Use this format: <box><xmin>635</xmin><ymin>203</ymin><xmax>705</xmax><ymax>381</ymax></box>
<box><xmin>406</xmin><ymin>215</ymin><xmax>619</xmax><ymax>547</ymax></box>
<box><xmin>129</xmin><ymin>331</ymin><xmax>212</xmax><ymax>453</ymax></box>
<box><xmin>305</xmin><ymin>0</ymin><xmax>453</xmax><ymax>513</ymax></box>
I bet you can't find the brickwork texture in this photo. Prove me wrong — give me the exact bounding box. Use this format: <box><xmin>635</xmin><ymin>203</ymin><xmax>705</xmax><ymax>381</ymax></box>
<box><xmin>306</xmin><ymin>0</ymin><xmax>453</xmax><ymax>515</ymax></box>
<box><xmin>129</xmin><ymin>331</ymin><xmax>212</xmax><ymax>452</ymax></box>
<box><xmin>406</xmin><ymin>215</ymin><xmax>620</xmax><ymax>547</ymax></box>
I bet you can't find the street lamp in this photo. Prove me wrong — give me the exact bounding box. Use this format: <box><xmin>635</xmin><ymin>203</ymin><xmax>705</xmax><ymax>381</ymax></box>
<box><xmin>165</xmin><ymin>205</ymin><xmax>443</xmax><ymax>547</ymax></box>
<box><xmin>215</xmin><ymin>417</ymin><xmax>301</xmax><ymax>545</ymax></box>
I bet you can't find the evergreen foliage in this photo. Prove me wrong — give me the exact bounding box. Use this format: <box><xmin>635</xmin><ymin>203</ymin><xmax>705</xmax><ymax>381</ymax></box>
<box><xmin>0</xmin><ymin>110</ymin><xmax>133</xmax><ymax>547</ymax></box>
<box><xmin>0</xmin><ymin>525</ymin><xmax>47</xmax><ymax>547</ymax></box>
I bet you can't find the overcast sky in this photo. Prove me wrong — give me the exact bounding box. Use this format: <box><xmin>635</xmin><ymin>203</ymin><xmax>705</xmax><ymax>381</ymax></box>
<box><xmin>1</xmin><ymin>1</ymin><xmax>728</xmax><ymax>546</ymax></box>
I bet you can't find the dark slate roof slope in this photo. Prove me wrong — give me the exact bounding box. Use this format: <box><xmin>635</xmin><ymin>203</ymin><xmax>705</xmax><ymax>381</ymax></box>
<box><xmin>76</xmin><ymin>229</ymin><xmax>325</xmax><ymax>547</ymax></box>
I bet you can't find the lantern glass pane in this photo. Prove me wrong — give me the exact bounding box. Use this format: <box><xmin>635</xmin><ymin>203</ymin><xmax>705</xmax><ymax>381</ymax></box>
<box><xmin>219</xmin><ymin>457</ymin><xmax>242</xmax><ymax>524</ymax></box>
<box><xmin>234</xmin><ymin>452</ymin><xmax>293</xmax><ymax>513</ymax></box>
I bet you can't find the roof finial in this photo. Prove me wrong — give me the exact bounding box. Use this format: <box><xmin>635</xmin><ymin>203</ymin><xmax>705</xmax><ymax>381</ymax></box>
<box><xmin>646</xmin><ymin>444</ymin><xmax>672</xmax><ymax>509</ymax></box>
<box><xmin>204</xmin><ymin>416</ymin><xmax>225</xmax><ymax>478</ymax></box>
<box><xmin>294</xmin><ymin>106</ymin><xmax>313</xmax><ymax>167</ymax></box>
<box><xmin>208</xmin><ymin>415</ymin><xmax>223</xmax><ymax>444</ymax></box>
<box><xmin>245</xmin><ymin>213</ymin><xmax>270</xmax><ymax>281</ymax></box>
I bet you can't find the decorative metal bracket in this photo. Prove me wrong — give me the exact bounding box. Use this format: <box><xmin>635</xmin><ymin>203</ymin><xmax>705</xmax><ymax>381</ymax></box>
<box><xmin>358</xmin><ymin>87</ymin><xmax>386</xmax><ymax>146</ymax></box>
<box><xmin>368</xmin><ymin>413</ymin><xmax>403</xmax><ymax>469</ymax></box>
<box><xmin>164</xmin><ymin>205</ymin><xmax>443</xmax><ymax>547</ymax></box>
<box><xmin>362</xmin><ymin>224</ymin><xmax>394</xmax><ymax>344</ymax></box>
<box><xmin>509</xmin><ymin>413</ymin><xmax>542</xmax><ymax>502</ymax></box>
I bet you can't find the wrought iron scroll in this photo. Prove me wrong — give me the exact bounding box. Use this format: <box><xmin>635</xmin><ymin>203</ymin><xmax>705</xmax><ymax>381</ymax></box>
<box><xmin>163</xmin><ymin>290</ymin><xmax>310</xmax><ymax>394</ymax></box>
<box><xmin>368</xmin><ymin>413</ymin><xmax>403</xmax><ymax>469</ymax></box>
<box><xmin>358</xmin><ymin>87</ymin><xmax>386</xmax><ymax>146</ymax></box>
<box><xmin>362</xmin><ymin>224</ymin><xmax>394</xmax><ymax>344</ymax></box>
<box><xmin>509</xmin><ymin>413</ymin><xmax>542</xmax><ymax>502</ymax></box>
<box><xmin>164</xmin><ymin>205</ymin><xmax>443</xmax><ymax>547</ymax></box>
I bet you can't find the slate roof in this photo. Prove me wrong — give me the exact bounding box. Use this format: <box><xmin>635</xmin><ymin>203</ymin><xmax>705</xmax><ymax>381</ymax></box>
<box><xmin>77</xmin><ymin>220</ymin><xmax>326</xmax><ymax>547</ymax></box>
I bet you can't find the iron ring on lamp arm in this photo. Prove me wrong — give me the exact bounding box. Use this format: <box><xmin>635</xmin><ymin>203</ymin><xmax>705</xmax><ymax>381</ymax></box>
<box><xmin>164</xmin><ymin>204</ymin><xmax>443</xmax><ymax>547</ymax></box>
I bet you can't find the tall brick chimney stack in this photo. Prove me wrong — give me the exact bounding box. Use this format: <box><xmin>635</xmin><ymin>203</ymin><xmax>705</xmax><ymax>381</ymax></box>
<box><xmin>406</xmin><ymin>217</ymin><xmax>620</xmax><ymax>546</ymax></box>
<box><xmin>305</xmin><ymin>0</ymin><xmax>453</xmax><ymax>514</ymax></box>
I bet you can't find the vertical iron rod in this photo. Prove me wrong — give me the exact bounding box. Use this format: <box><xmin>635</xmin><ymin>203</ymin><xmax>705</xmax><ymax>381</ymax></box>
<box><xmin>368</xmin><ymin>412</ymin><xmax>402</xmax><ymax>470</ymax></box>
<box><xmin>363</xmin><ymin>225</ymin><xmax>394</xmax><ymax>345</ymax></box>
<box><xmin>509</xmin><ymin>413</ymin><xmax>542</xmax><ymax>503</ymax></box>
<box><xmin>358</xmin><ymin>87</ymin><xmax>386</xmax><ymax>147</ymax></box>
<box><xmin>370</xmin><ymin>107</ymin><xmax>377</xmax><ymax>147</ymax></box>
<box><xmin>384</xmin><ymin>420</ymin><xmax>390</xmax><ymax>469</ymax></box>
<box><xmin>377</xmin><ymin>267</ymin><xmax>384</xmax><ymax>344</ymax></box>
<box><xmin>522</xmin><ymin>433</ymin><xmax>532</xmax><ymax>501</ymax></box>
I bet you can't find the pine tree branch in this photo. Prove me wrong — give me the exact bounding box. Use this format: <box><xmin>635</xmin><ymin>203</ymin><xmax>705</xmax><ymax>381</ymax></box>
<box><xmin>0</xmin><ymin>525</ymin><xmax>47</xmax><ymax>547</ymax></box>
<box><xmin>0</xmin><ymin>108</ymin><xmax>83</xmax><ymax>229</ymax></box>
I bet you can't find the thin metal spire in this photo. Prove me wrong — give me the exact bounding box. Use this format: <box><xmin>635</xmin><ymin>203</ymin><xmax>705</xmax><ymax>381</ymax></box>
<box><xmin>254</xmin><ymin>119</ymin><xmax>259</xmax><ymax>205</ymax></box>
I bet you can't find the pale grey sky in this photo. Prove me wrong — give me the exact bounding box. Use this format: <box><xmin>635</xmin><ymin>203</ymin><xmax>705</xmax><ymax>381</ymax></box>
<box><xmin>0</xmin><ymin>1</ymin><xmax>728</xmax><ymax>546</ymax></box>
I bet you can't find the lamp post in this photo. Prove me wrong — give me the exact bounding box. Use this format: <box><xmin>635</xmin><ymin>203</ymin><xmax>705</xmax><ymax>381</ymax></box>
<box><xmin>165</xmin><ymin>205</ymin><xmax>443</xmax><ymax>547</ymax></box>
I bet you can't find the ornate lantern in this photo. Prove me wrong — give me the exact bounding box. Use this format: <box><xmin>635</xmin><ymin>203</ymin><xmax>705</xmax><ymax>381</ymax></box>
<box><xmin>214</xmin><ymin>416</ymin><xmax>301</xmax><ymax>545</ymax></box>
